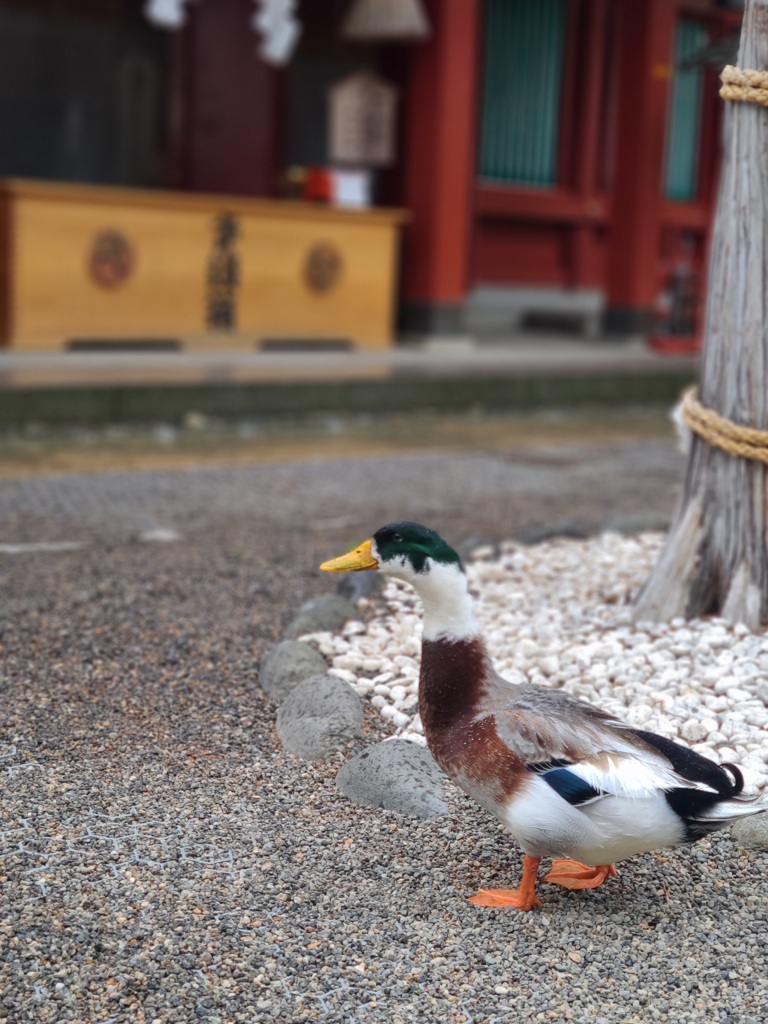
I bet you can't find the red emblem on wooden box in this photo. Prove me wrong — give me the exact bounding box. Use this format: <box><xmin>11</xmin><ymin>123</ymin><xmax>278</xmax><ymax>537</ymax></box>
<box><xmin>88</xmin><ymin>230</ymin><xmax>135</xmax><ymax>288</ymax></box>
<box><xmin>305</xmin><ymin>242</ymin><xmax>343</xmax><ymax>293</ymax></box>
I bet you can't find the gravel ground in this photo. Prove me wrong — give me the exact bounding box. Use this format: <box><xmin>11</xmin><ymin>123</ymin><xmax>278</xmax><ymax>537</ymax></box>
<box><xmin>3</xmin><ymin>421</ymin><xmax>768</xmax><ymax>1023</ymax></box>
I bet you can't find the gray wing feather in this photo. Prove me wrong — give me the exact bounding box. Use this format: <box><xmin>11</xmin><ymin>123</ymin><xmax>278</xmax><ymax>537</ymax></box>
<box><xmin>487</xmin><ymin>679</ymin><xmax>624</xmax><ymax>762</ymax></box>
<box><xmin>484</xmin><ymin>676</ymin><xmax>718</xmax><ymax>798</ymax></box>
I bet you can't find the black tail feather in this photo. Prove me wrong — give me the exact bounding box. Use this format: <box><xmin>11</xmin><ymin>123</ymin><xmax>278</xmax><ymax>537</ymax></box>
<box><xmin>720</xmin><ymin>762</ymin><xmax>745</xmax><ymax>795</ymax></box>
<box><xmin>631</xmin><ymin>729</ymin><xmax>755</xmax><ymax>843</ymax></box>
<box><xmin>632</xmin><ymin>729</ymin><xmax>740</xmax><ymax>795</ymax></box>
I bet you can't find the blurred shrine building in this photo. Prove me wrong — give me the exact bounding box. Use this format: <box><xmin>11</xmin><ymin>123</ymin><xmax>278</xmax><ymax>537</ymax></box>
<box><xmin>0</xmin><ymin>0</ymin><xmax>743</xmax><ymax>351</ymax></box>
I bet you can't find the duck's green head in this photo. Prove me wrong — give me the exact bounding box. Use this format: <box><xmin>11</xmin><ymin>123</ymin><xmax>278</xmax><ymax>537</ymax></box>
<box><xmin>320</xmin><ymin>521</ymin><xmax>463</xmax><ymax>578</ymax></box>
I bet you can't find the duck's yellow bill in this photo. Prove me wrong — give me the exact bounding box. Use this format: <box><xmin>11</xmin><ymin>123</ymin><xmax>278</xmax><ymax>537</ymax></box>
<box><xmin>320</xmin><ymin>538</ymin><xmax>378</xmax><ymax>572</ymax></box>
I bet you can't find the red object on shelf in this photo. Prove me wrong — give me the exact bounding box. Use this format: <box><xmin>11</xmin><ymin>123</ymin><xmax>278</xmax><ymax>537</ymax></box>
<box><xmin>303</xmin><ymin>167</ymin><xmax>332</xmax><ymax>203</ymax></box>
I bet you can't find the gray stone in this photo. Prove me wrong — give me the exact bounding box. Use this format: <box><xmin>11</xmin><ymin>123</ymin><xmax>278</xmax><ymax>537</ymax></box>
<box><xmin>283</xmin><ymin>593</ymin><xmax>357</xmax><ymax>639</ymax></box>
<box><xmin>731</xmin><ymin>811</ymin><xmax>768</xmax><ymax>851</ymax></box>
<box><xmin>258</xmin><ymin>640</ymin><xmax>327</xmax><ymax>703</ymax></box>
<box><xmin>335</xmin><ymin>570</ymin><xmax>382</xmax><ymax>603</ymax></box>
<box><xmin>336</xmin><ymin>739</ymin><xmax>448</xmax><ymax>819</ymax></box>
<box><xmin>456</xmin><ymin>535</ymin><xmax>498</xmax><ymax>563</ymax></box>
<box><xmin>276</xmin><ymin>674</ymin><xmax>363</xmax><ymax>760</ymax></box>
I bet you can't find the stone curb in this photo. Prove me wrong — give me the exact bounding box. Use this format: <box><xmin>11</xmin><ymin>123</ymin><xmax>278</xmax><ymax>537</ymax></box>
<box><xmin>276</xmin><ymin>673</ymin><xmax>364</xmax><ymax>762</ymax></box>
<box><xmin>258</xmin><ymin>640</ymin><xmax>328</xmax><ymax>704</ymax></box>
<box><xmin>258</xmin><ymin>570</ymin><xmax>449</xmax><ymax>817</ymax></box>
<box><xmin>336</xmin><ymin>739</ymin><xmax>448</xmax><ymax>819</ymax></box>
<box><xmin>732</xmin><ymin>811</ymin><xmax>768</xmax><ymax>851</ymax></box>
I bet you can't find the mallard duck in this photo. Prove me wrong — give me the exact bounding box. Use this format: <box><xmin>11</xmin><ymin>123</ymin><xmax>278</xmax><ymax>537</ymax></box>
<box><xmin>321</xmin><ymin>521</ymin><xmax>765</xmax><ymax>911</ymax></box>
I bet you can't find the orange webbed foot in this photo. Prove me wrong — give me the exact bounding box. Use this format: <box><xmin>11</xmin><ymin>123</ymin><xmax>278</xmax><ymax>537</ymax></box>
<box><xmin>468</xmin><ymin>854</ymin><xmax>542</xmax><ymax>911</ymax></box>
<box><xmin>544</xmin><ymin>859</ymin><xmax>618</xmax><ymax>890</ymax></box>
<box><xmin>468</xmin><ymin>887</ymin><xmax>542</xmax><ymax>911</ymax></box>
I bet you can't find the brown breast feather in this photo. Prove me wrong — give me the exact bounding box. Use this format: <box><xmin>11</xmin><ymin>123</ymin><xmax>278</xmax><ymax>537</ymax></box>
<box><xmin>419</xmin><ymin>637</ymin><xmax>527</xmax><ymax>802</ymax></box>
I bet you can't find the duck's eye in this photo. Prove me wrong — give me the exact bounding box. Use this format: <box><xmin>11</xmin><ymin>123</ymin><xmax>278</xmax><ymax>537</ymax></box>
<box><xmin>392</xmin><ymin>533</ymin><xmax>403</xmax><ymax>543</ymax></box>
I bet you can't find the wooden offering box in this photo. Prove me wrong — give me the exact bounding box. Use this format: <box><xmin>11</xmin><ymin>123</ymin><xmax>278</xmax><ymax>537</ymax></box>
<box><xmin>0</xmin><ymin>179</ymin><xmax>407</xmax><ymax>351</ymax></box>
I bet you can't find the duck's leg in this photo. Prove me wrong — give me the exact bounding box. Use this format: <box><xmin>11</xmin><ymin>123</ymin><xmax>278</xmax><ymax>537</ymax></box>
<box><xmin>544</xmin><ymin>860</ymin><xmax>617</xmax><ymax>890</ymax></box>
<box><xmin>468</xmin><ymin>855</ymin><xmax>542</xmax><ymax>910</ymax></box>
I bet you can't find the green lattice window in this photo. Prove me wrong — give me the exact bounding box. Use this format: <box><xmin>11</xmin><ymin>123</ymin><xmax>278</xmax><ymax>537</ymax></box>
<box><xmin>479</xmin><ymin>0</ymin><xmax>567</xmax><ymax>188</ymax></box>
<box><xmin>665</xmin><ymin>21</ymin><xmax>708</xmax><ymax>201</ymax></box>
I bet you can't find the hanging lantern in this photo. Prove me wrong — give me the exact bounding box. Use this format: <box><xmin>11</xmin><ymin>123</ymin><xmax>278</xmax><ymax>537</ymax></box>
<box><xmin>341</xmin><ymin>0</ymin><xmax>431</xmax><ymax>43</ymax></box>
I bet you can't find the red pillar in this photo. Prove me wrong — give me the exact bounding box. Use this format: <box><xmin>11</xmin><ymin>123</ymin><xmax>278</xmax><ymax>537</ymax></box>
<box><xmin>569</xmin><ymin>0</ymin><xmax>609</xmax><ymax>288</ymax></box>
<box><xmin>604</xmin><ymin>0</ymin><xmax>676</xmax><ymax>333</ymax></box>
<box><xmin>400</xmin><ymin>0</ymin><xmax>481</xmax><ymax>333</ymax></box>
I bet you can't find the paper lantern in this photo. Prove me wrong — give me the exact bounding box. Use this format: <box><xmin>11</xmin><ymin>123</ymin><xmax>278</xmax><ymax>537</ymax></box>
<box><xmin>341</xmin><ymin>0</ymin><xmax>431</xmax><ymax>43</ymax></box>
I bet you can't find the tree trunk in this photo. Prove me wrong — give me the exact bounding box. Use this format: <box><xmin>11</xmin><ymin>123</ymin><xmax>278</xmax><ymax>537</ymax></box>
<box><xmin>634</xmin><ymin>0</ymin><xmax>768</xmax><ymax>629</ymax></box>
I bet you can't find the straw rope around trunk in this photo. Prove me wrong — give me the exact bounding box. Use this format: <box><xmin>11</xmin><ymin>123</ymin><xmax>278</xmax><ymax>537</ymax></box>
<box><xmin>720</xmin><ymin>65</ymin><xmax>768</xmax><ymax>107</ymax></box>
<box><xmin>681</xmin><ymin>387</ymin><xmax>768</xmax><ymax>464</ymax></box>
<box><xmin>681</xmin><ymin>65</ymin><xmax>768</xmax><ymax>463</ymax></box>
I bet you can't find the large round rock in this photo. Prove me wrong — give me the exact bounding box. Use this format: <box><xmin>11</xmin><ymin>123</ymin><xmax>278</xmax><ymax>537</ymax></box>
<box><xmin>276</xmin><ymin>673</ymin><xmax>363</xmax><ymax>760</ymax></box>
<box><xmin>283</xmin><ymin>594</ymin><xmax>357</xmax><ymax>639</ymax></box>
<box><xmin>732</xmin><ymin>813</ymin><xmax>768</xmax><ymax>851</ymax></box>
<box><xmin>259</xmin><ymin>640</ymin><xmax>327</xmax><ymax>704</ymax></box>
<box><xmin>336</xmin><ymin>739</ymin><xmax>448</xmax><ymax>819</ymax></box>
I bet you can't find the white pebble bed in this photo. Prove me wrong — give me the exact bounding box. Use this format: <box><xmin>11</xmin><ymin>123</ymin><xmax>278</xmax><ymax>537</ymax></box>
<box><xmin>304</xmin><ymin>532</ymin><xmax>768</xmax><ymax>793</ymax></box>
